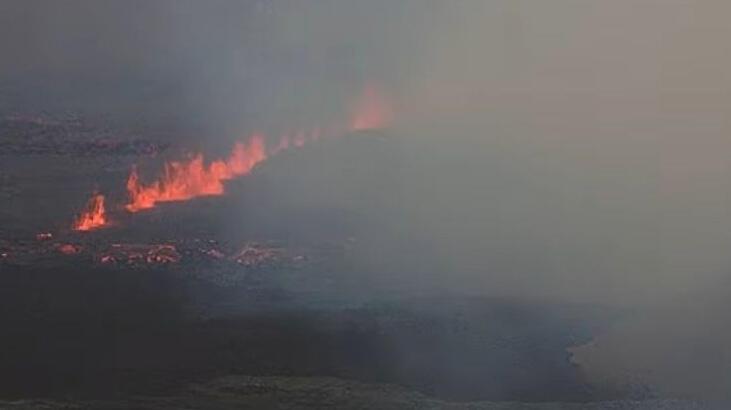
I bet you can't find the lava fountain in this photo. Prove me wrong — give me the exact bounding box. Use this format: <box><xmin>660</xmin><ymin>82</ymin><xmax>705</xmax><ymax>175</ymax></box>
<box><xmin>126</xmin><ymin>135</ymin><xmax>267</xmax><ymax>212</ymax></box>
<box><xmin>73</xmin><ymin>193</ymin><xmax>107</xmax><ymax>231</ymax></box>
<box><xmin>125</xmin><ymin>85</ymin><xmax>391</xmax><ymax>213</ymax></box>
<box><xmin>67</xmin><ymin>84</ymin><xmax>392</xmax><ymax>228</ymax></box>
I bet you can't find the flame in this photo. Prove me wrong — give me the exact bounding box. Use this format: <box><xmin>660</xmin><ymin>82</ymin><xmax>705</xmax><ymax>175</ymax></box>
<box><xmin>350</xmin><ymin>84</ymin><xmax>393</xmax><ymax>131</ymax></box>
<box><xmin>67</xmin><ymin>84</ymin><xmax>393</xmax><ymax>226</ymax></box>
<box><xmin>272</xmin><ymin>134</ymin><xmax>290</xmax><ymax>154</ymax></box>
<box><xmin>73</xmin><ymin>193</ymin><xmax>107</xmax><ymax>231</ymax></box>
<box><xmin>126</xmin><ymin>135</ymin><xmax>267</xmax><ymax>212</ymax></box>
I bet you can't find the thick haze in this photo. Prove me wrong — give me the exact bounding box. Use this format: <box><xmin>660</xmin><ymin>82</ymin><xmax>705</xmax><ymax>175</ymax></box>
<box><xmin>2</xmin><ymin>0</ymin><xmax>730</xmax><ymax>400</ymax></box>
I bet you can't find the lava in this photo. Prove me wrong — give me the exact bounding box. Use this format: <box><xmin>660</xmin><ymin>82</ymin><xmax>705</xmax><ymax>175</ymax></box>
<box><xmin>126</xmin><ymin>135</ymin><xmax>266</xmax><ymax>212</ymax></box>
<box><xmin>350</xmin><ymin>84</ymin><xmax>393</xmax><ymax>131</ymax></box>
<box><xmin>97</xmin><ymin>243</ymin><xmax>181</xmax><ymax>265</ymax></box>
<box><xmin>57</xmin><ymin>243</ymin><xmax>82</xmax><ymax>255</ymax></box>
<box><xmin>68</xmin><ymin>84</ymin><xmax>392</xmax><ymax>227</ymax></box>
<box><xmin>73</xmin><ymin>193</ymin><xmax>107</xmax><ymax>231</ymax></box>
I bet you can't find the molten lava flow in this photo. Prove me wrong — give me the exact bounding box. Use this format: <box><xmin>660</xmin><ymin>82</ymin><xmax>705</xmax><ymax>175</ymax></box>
<box><xmin>350</xmin><ymin>84</ymin><xmax>393</xmax><ymax>131</ymax></box>
<box><xmin>65</xmin><ymin>83</ymin><xmax>393</xmax><ymax>226</ymax></box>
<box><xmin>126</xmin><ymin>135</ymin><xmax>267</xmax><ymax>212</ymax></box>
<box><xmin>57</xmin><ymin>243</ymin><xmax>82</xmax><ymax>255</ymax></box>
<box><xmin>73</xmin><ymin>193</ymin><xmax>107</xmax><ymax>231</ymax></box>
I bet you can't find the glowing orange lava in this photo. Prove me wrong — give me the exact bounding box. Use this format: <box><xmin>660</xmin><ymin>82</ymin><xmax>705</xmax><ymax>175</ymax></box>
<box><xmin>73</xmin><ymin>193</ymin><xmax>107</xmax><ymax>231</ymax></box>
<box><xmin>126</xmin><ymin>135</ymin><xmax>267</xmax><ymax>212</ymax></box>
<box><xmin>67</xmin><ymin>84</ymin><xmax>392</xmax><ymax>228</ymax></box>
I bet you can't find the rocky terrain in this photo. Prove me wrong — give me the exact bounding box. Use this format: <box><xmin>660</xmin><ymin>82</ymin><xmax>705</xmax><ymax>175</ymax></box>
<box><xmin>0</xmin><ymin>113</ymin><xmax>710</xmax><ymax>409</ymax></box>
<box><xmin>0</xmin><ymin>376</ymin><xmax>716</xmax><ymax>410</ymax></box>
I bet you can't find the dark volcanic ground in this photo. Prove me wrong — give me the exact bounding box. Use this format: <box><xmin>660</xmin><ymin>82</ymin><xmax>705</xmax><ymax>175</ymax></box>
<box><xmin>0</xmin><ymin>262</ymin><xmax>611</xmax><ymax>402</ymax></box>
<box><xmin>0</xmin><ymin>114</ymin><xmax>655</xmax><ymax>407</ymax></box>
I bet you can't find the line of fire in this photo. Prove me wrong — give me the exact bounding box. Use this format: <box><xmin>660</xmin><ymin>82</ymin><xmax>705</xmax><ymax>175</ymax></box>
<box><xmin>71</xmin><ymin>84</ymin><xmax>392</xmax><ymax>233</ymax></box>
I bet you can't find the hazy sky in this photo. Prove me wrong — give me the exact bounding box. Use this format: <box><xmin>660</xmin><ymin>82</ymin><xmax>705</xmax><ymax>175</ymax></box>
<box><xmin>1</xmin><ymin>0</ymin><xmax>730</xmax><ymax>399</ymax></box>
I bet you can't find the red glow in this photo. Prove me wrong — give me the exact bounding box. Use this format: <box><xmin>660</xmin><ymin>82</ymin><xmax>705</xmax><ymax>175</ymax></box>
<box><xmin>293</xmin><ymin>131</ymin><xmax>306</xmax><ymax>147</ymax></box>
<box><xmin>73</xmin><ymin>193</ymin><xmax>107</xmax><ymax>231</ymax></box>
<box><xmin>126</xmin><ymin>135</ymin><xmax>267</xmax><ymax>212</ymax></box>
<box><xmin>67</xmin><ymin>83</ymin><xmax>394</xmax><ymax>226</ymax></box>
<box><xmin>350</xmin><ymin>84</ymin><xmax>393</xmax><ymax>131</ymax></box>
<box><xmin>57</xmin><ymin>243</ymin><xmax>82</xmax><ymax>255</ymax></box>
<box><xmin>272</xmin><ymin>134</ymin><xmax>291</xmax><ymax>154</ymax></box>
